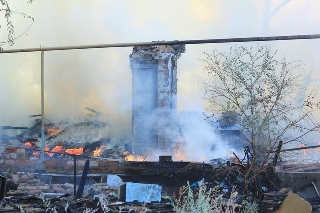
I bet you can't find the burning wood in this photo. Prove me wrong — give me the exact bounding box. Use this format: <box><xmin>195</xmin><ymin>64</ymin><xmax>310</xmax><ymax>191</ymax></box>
<box><xmin>124</xmin><ymin>154</ymin><xmax>145</xmax><ymax>161</ymax></box>
<box><xmin>45</xmin><ymin>127</ymin><xmax>61</xmax><ymax>136</ymax></box>
<box><xmin>93</xmin><ymin>145</ymin><xmax>105</xmax><ymax>157</ymax></box>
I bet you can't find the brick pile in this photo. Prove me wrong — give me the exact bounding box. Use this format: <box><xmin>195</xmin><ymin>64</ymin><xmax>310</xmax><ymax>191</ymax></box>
<box><xmin>8</xmin><ymin>173</ymin><xmax>118</xmax><ymax>196</ymax></box>
<box><xmin>0</xmin><ymin>147</ymin><xmax>125</xmax><ymax>175</ymax></box>
<box><xmin>44</xmin><ymin>159</ymin><xmax>125</xmax><ymax>175</ymax></box>
<box><xmin>0</xmin><ymin>147</ymin><xmax>44</xmax><ymax>172</ymax></box>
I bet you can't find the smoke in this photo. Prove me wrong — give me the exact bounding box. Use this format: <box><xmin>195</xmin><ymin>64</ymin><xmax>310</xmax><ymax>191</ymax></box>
<box><xmin>1</xmin><ymin>1</ymin><xmax>320</xmax><ymax>157</ymax></box>
<box><xmin>175</xmin><ymin>110</ymin><xmax>235</xmax><ymax>161</ymax></box>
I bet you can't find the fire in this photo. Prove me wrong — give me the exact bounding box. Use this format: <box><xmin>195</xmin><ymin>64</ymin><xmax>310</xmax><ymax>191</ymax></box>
<box><xmin>173</xmin><ymin>143</ymin><xmax>187</xmax><ymax>161</ymax></box>
<box><xmin>124</xmin><ymin>154</ymin><xmax>145</xmax><ymax>161</ymax></box>
<box><xmin>24</xmin><ymin>142</ymin><xmax>35</xmax><ymax>148</ymax></box>
<box><xmin>32</xmin><ymin>151</ymin><xmax>40</xmax><ymax>156</ymax></box>
<box><xmin>93</xmin><ymin>146</ymin><xmax>105</xmax><ymax>157</ymax></box>
<box><xmin>45</xmin><ymin>147</ymin><xmax>54</xmax><ymax>157</ymax></box>
<box><xmin>46</xmin><ymin>127</ymin><xmax>61</xmax><ymax>136</ymax></box>
<box><xmin>65</xmin><ymin>147</ymin><xmax>84</xmax><ymax>155</ymax></box>
<box><xmin>52</xmin><ymin>146</ymin><xmax>63</xmax><ymax>153</ymax></box>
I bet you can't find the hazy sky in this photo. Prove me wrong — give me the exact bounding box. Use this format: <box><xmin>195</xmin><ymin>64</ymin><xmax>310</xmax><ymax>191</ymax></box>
<box><xmin>1</xmin><ymin>0</ymin><xmax>320</xmax><ymax>135</ymax></box>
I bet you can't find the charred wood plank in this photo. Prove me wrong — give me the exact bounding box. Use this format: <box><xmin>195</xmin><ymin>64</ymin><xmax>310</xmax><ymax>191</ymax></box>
<box><xmin>76</xmin><ymin>159</ymin><xmax>90</xmax><ymax>199</ymax></box>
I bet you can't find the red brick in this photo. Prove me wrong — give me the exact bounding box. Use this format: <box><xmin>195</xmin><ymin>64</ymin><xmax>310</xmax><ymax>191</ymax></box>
<box><xmin>111</xmin><ymin>169</ymin><xmax>125</xmax><ymax>174</ymax></box>
<box><xmin>90</xmin><ymin>161</ymin><xmax>99</xmax><ymax>167</ymax></box>
<box><xmin>5</xmin><ymin>160</ymin><xmax>15</xmax><ymax>165</ymax></box>
<box><xmin>5</xmin><ymin>148</ymin><xmax>17</xmax><ymax>153</ymax></box>
<box><xmin>45</xmin><ymin>160</ymin><xmax>56</xmax><ymax>166</ymax></box>
<box><xmin>37</xmin><ymin>185</ymin><xmax>50</xmax><ymax>190</ymax></box>
<box><xmin>16</xmin><ymin>160</ymin><xmax>26</xmax><ymax>164</ymax></box>
<box><xmin>28</xmin><ymin>189</ymin><xmax>42</xmax><ymax>194</ymax></box>
<box><xmin>1</xmin><ymin>153</ymin><xmax>11</xmax><ymax>159</ymax></box>
<box><xmin>23</xmin><ymin>159</ymin><xmax>38</xmax><ymax>165</ymax></box>
<box><xmin>19</xmin><ymin>173</ymin><xmax>35</xmax><ymax>183</ymax></box>
<box><xmin>45</xmin><ymin>169</ymin><xmax>57</xmax><ymax>173</ymax></box>
<box><xmin>106</xmin><ymin>161</ymin><xmax>120</xmax><ymax>168</ymax></box>
<box><xmin>12</xmin><ymin>174</ymin><xmax>20</xmax><ymax>183</ymax></box>
<box><xmin>26</xmin><ymin>179</ymin><xmax>42</xmax><ymax>185</ymax></box>
<box><xmin>89</xmin><ymin>168</ymin><xmax>103</xmax><ymax>173</ymax></box>
<box><xmin>24</xmin><ymin>185</ymin><xmax>39</xmax><ymax>190</ymax></box>
<box><xmin>53</xmin><ymin>186</ymin><xmax>70</xmax><ymax>194</ymax></box>
<box><xmin>10</xmin><ymin>153</ymin><xmax>29</xmax><ymax>160</ymax></box>
<box><xmin>16</xmin><ymin>148</ymin><xmax>26</xmax><ymax>154</ymax></box>
<box><xmin>17</xmin><ymin>185</ymin><xmax>26</xmax><ymax>190</ymax></box>
<box><xmin>98</xmin><ymin>160</ymin><xmax>107</xmax><ymax>167</ymax></box>
<box><xmin>63</xmin><ymin>183</ymin><xmax>74</xmax><ymax>189</ymax></box>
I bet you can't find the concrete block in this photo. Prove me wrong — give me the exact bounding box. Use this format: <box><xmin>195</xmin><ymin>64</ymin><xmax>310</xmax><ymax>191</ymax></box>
<box><xmin>107</xmin><ymin>175</ymin><xmax>123</xmax><ymax>187</ymax></box>
<box><xmin>125</xmin><ymin>182</ymin><xmax>162</xmax><ymax>202</ymax></box>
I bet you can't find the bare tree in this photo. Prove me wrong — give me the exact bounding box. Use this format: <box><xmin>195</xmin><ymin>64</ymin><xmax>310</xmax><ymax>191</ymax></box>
<box><xmin>201</xmin><ymin>45</ymin><xmax>320</xmax><ymax>196</ymax></box>
<box><xmin>262</xmin><ymin>0</ymin><xmax>291</xmax><ymax>35</ymax></box>
<box><xmin>0</xmin><ymin>0</ymin><xmax>34</xmax><ymax>46</ymax></box>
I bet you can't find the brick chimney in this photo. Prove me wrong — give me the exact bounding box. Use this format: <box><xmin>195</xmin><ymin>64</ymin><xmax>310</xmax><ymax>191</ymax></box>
<box><xmin>130</xmin><ymin>44</ymin><xmax>185</xmax><ymax>155</ymax></box>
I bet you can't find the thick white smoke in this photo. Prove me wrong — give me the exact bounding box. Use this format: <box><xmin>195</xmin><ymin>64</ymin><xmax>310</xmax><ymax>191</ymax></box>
<box><xmin>0</xmin><ymin>1</ymin><xmax>320</xmax><ymax>161</ymax></box>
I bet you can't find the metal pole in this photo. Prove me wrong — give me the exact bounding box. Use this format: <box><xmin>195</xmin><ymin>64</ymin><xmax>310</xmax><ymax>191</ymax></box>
<box><xmin>267</xmin><ymin>144</ymin><xmax>320</xmax><ymax>153</ymax></box>
<box><xmin>41</xmin><ymin>49</ymin><xmax>45</xmax><ymax>162</ymax></box>
<box><xmin>73</xmin><ymin>154</ymin><xmax>76</xmax><ymax>198</ymax></box>
<box><xmin>1</xmin><ymin>34</ymin><xmax>320</xmax><ymax>54</ymax></box>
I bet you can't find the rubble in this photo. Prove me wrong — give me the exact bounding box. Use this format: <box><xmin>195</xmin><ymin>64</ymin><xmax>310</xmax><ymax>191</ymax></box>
<box><xmin>1</xmin><ymin>119</ymin><xmax>319</xmax><ymax>212</ymax></box>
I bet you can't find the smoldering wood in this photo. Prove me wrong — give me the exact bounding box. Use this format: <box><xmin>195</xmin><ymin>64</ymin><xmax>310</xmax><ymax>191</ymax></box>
<box><xmin>85</xmin><ymin>107</ymin><xmax>101</xmax><ymax>116</ymax></box>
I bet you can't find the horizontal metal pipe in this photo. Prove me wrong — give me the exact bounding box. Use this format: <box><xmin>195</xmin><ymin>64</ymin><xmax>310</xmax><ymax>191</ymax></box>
<box><xmin>1</xmin><ymin>126</ymin><xmax>28</xmax><ymax>130</ymax></box>
<box><xmin>1</xmin><ymin>34</ymin><xmax>320</xmax><ymax>54</ymax></box>
<box><xmin>268</xmin><ymin>144</ymin><xmax>320</xmax><ymax>153</ymax></box>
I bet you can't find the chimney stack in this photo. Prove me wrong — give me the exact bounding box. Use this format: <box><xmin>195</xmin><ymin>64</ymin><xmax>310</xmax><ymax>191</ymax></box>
<box><xmin>130</xmin><ymin>44</ymin><xmax>185</xmax><ymax>155</ymax></box>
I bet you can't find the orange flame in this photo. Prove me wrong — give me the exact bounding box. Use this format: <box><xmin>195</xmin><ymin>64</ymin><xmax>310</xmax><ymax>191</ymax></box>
<box><xmin>173</xmin><ymin>143</ymin><xmax>187</xmax><ymax>161</ymax></box>
<box><xmin>93</xmin><ymin>146</ymin><xmax>105</xmax><ymax>157</ymax></box>
<box><xmin>32</xmin><ymin>151</ymin><xmax>40</xmax><ymax>156</ymax></box>
<box><xmin>24</xmin><ymin>142</ymin><xmax>35</xmax><ymax>148</ymax></box>
<box><xmin>124</xmin><ymin>154</ymin><xmax>145</xmax><ymax>161</ymax></box>
<box><xmin>65</xmin><ymin>147</ymin><xmax>84</xmax><ymax>155</ymax></box>
<box><xmin>52</xmin><ymin>146</ymin><xmax>63</xmax><ymax>153</ymax></box>
<box><xmin>44</xmin><ymin>147</ymin><xmax>54</xmax><ymax>157</ymax></box>
<box><xmin>46</xmin><ymin>127</ymin><xmax>61</xmax><ymax>136</ymax></box>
